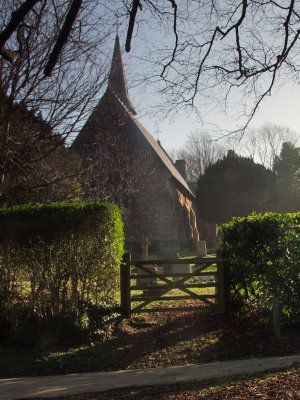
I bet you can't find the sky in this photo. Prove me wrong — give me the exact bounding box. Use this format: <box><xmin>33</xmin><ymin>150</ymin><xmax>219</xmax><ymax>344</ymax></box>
<box><xmin>128</xmin><ymin>71</ymin><xmax>300</xmax><ymax>153</ymax></box>
<box><xmin>112</xmin><ymin>9</ymin><xmax>300</xmax><ymax>154</ymax></box>
<box><xmin>69</xmin><ymin>2</ymin><xmax>300</xmax><ymax>154</ymax></box>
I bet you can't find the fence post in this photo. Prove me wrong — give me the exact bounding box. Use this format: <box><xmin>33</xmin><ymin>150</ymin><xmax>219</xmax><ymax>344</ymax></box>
<box><xmin>215</xmin><ymin>249</ymin><xmax>227</xmax><ymax>313</ymax></box>
<box><xmin>216</xmin><ymin>260</ymin><xmax>226</xmax><ymax>313</ymax></box>
<box><xmin>120</xmin><ymin>252</ymin><xmax>131</xmax><ymax>318</ymax></box>
<box><xmin>272</xmin><ymin>300</ymin><xmax>281</xmax><ymax>337</ymax></box>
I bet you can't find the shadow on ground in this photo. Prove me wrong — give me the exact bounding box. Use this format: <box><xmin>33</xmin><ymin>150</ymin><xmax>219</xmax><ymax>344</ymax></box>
<box><xmin>1</xmin><ymin>302</ymin><xmax>300</xmax><ymax>377</ymax></box>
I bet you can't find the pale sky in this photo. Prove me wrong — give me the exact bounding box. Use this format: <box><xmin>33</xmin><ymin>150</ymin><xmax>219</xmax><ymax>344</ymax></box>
<box><xmin>130</xmin><ymin>78</ymin><xmax>300</xmax><ymax>153</ymax></box>
<box><xmin>117</xmin><ymin>27</ymin><xmax>300</xmax><ymax>153</ymax></box>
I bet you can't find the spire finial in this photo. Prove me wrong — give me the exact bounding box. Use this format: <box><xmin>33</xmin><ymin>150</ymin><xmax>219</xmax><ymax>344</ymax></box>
<box><xmin>155</xmin><ymin>126</ymin><xmax>161</xmax><ymax>141</ymax></box>
<box><xmin>114</xmin><ymin>12</ymin><xmax>120</xmax><ymax>35</ymax></box>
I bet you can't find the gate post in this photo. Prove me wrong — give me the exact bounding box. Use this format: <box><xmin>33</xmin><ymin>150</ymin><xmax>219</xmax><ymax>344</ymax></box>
<box><xmin>216</xmin><ymin>260</ymin><xmax>226</xmax><ymax>313</ymax></box>
<box><xmin>120</xmin><ymin>252</ymin><xmax>131</xmax><ymax>318</ymax></box>
<box><xmin>215</xmin><ymin>249</ymin><xmax>227</xmax><ymax>313</ymax></box>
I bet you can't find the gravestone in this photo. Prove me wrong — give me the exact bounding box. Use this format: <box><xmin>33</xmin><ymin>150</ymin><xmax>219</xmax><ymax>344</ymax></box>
<box><xmin>141</xmin><ymin>237</ymin><xmax>151</xmax><ymax>259</ymax></box>
<box><xmin>136</xmin><ymin>237</ymin><xmax>158</xmax><ymax>287</ymax></box>
<box><xmin>196</xmin><ymin>240</ymin><xmax>207</xmax><ymax>257</ymax></box>
<box><xmin>167</xmin><ymin>252</ymin><xmax>192</xmax><ymax>276</ymax></box>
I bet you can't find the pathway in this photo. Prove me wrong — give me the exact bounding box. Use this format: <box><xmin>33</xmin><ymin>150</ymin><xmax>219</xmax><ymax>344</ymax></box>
<box><xmin>1</xmin><ymin>355</ymin><xmax>300</xmax><ymax>400</ymax></box>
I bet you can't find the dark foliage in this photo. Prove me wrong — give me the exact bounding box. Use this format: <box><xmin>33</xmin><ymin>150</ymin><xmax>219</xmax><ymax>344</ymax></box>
<box><xmin>197</xmin><ymin>150</ymin><xmax>276</xmax><ymax>224</ymax></box>
<box><xmin>220</xmin><ymin>212</ymin><xmax>300</xmax><ymax>321</ymax></box>
<box><xmin>0</xmin><ymin>95</ymin><xmax>82</xmax><ymax>206</ymax></box>
<box><xmin>274</xmin><ymin>142</ymin><xmax>300</xmax><ymax>212</ymax></box>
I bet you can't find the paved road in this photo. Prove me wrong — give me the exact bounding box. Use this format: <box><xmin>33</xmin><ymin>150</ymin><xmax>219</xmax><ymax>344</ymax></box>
<box><xmin>1</xmin><ymin>355</ymin><xmax>300</xmax><ymax>400</ymax></box>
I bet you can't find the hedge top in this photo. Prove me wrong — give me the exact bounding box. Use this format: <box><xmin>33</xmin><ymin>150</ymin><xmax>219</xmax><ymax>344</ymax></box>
<box><xmin>0</xmin><ymin>202</ymin><xmax>123</xmax><ymax>241</ymax></box>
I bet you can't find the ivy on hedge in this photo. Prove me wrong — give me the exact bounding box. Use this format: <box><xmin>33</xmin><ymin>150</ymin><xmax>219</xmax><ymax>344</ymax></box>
<box><xmin>0</xmin><ymin>202</ymin><xmax>124</xmax><ymax>346</ymax></box>
<box><xmin>220</xmin><ymin>213</ymin><xmax>300</xmax><ymax>321</ymax></box>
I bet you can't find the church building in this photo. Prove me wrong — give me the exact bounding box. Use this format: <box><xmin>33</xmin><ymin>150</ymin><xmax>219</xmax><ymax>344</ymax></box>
<box><xmin>72</xmin><ymin>36</ymin><xmax>200</xmax><ymax>253</ymax></box>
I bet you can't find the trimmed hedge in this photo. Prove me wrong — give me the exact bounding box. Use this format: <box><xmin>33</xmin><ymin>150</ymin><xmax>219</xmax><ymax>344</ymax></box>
<box><xmin>0</xmin><ymin>202</ymin><xmax>124</xmax><ymax>346</ymax></box>
<box><xmin>220</xmin><ymin>213</ymin><xmax>300</xmax><ymax>321</ymax></box>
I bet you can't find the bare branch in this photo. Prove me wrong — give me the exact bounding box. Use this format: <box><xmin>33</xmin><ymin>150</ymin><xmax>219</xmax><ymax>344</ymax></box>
<box><xmin>44</xmin><ymin>0</ymin><xmax>83</xmax><ymax>76</ymax></box>
<box><xmin>161</xmin><ymin>0</ymin><xmax>178</xmax><ymax>77</ymax></box>
<box><xmin>0</xmin><ymin>0</ymin><xmax>40</xmax><ymax>49</ymax></box>
<box><xmin>125</xmin><ymin>0</ymin><xmax>141</xmax><ymax>52</ymax></box>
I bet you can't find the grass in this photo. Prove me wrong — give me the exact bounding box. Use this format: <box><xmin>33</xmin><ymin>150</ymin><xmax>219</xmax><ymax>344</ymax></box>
<box><xmin>0</xmin><ymin>341</ymin><xmax>116</xmax><ymax>378</ymax></box>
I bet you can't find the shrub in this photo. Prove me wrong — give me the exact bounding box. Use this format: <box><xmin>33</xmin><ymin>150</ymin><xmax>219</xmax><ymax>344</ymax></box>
<box><xmin>0</xmin><ymin>202</ymin><xmax>124</xmax><ymax>346</ymax></box>
<box><xmin>220</xmin><ymin>213</ymin><xmax>300</xmax><ymax>321</ymax></box>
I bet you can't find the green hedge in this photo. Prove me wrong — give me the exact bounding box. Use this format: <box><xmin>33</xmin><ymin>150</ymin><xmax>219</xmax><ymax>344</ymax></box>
<box><xmin>0</xmin><ymin>202</ymin><xmax>124</xmax><ymax>346</ymax></box>
<box><xmin>220</xmin><ymin>213</ymin><xmax>300</xmax><ymax>321</ymax></box>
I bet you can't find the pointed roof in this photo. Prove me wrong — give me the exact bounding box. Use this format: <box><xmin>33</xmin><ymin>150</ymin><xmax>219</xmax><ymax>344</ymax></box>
<box><xmin>114</xmin><ymin>97</ymin><xmax>195</xmax><ymax>197</ymax></box>
<box><xmin>73</xmin><ymin>35</ymin><xmax>194</xmax><ymax>198</ymax></box>
<box><xmin>108</xmin><ymin>35</ymin><xmax>137</xmax><ymax>115</ymax></box>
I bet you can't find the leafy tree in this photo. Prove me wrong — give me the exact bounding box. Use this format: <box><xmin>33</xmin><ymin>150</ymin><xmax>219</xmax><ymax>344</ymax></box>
<box><xmin>197</xmin><ymin>150</ymin><xmax>275</xmax><ymax>224</ymax></box>
<box><xmin>273</xmin><ymin>142</ymin><xmax>300</xmax><ymax>212</ymax></box>
<box><xmin>220</xmin><ymin>212</ymin><xmax>300</xmax><ymax>320</ymax></box>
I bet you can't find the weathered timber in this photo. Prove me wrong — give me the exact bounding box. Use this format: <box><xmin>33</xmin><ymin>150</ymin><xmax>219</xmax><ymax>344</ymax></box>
<box><xmin>130</xmin><ymin>283</ymin><xmax>217</xmax><ymax>290</ymax></box>
<box><xmin>132</xmin><ymin>272</ymin><xmax>217</xmax><ymax>278</ymax></box>
<box><xmin>216</xmin><ymin>260</ymin><xmax>226</xmax><ymax>313</ymax></box>
<box><xmin>131</xmin><ymin>295</ymin><xmax>217</xmax><ymax>302</ymax></box>
<box><xmin>132</xmin><ymin>257</ymin><xmax>223</xmax><ymax>265</ymax></box>
<box><xmin>120</xmin><ymin>253</ymin><xmax>131</xmax><ymax>318</ymax></box>
<box><xmin>120</xmin><ymin>253</ymin><xmax>227</xmax><ymax>316</ymax></box>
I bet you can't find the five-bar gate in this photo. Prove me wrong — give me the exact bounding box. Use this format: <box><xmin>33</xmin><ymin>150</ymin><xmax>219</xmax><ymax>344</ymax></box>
<box><xmin>120</xmin><ymin>253</ymin><xmax>227</xmax><ymax>317</ymax></box>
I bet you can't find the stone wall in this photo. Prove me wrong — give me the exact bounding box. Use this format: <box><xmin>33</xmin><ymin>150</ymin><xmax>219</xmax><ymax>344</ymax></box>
<box><xmin>73</xmin><ymin>92</ymin><xmax>200</xmax><ymax>253</ymax></box>
<box><xmin>124</xmin><ymin>159</ymin><xmax>200</xmax><ymax>252</ymax></box>
<box><xmin>125</xmin><ymin>166</ymin><xmax>180</xmax><ymax>252</ymax></box>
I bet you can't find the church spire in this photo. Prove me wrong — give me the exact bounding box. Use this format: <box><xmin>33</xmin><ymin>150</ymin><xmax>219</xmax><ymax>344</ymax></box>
<box><xmin>108</xmin><ymin>35</ymin><xmax>137</xmax><ymax>115</ymax></box>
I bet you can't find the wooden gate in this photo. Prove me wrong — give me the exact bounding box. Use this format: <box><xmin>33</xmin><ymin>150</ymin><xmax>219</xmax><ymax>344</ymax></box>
<box><xmin>120</xmin><ymin>253</ymin><xmax>227</xmax><ymax>317</ymax></box>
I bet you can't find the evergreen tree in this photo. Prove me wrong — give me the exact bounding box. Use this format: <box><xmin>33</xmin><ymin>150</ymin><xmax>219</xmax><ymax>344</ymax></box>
<box><xmin>273</xmin><ymin>142</ymin><xmax>300</xmax><ymax>212</ymax></box>
<box><xmin>197</xmin><ymin>150</ymin><xmax>275</xmax><ymax>224</ymax></box>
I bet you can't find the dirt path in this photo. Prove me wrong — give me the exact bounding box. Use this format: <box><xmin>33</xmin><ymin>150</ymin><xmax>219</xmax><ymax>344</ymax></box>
<box><xmin>103</xmin><ymin>302</ymin><xmax>300</xmax><ymax>371</ymax></box>
<box><xmin>1</xmin><ymin>302</ymin><xmax>300</xmax><ymax>379</ymax></box>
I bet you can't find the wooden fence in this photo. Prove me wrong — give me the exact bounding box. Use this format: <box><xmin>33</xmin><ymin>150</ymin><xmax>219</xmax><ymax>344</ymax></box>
<box><xmin>120</xmin><ymin>253</ymin><xmax>227</xmax><ymax>318</ymax></box>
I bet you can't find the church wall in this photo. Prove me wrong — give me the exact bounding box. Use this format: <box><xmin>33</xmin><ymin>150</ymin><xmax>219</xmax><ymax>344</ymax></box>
<box><xmin>73</xmin><ymin>91</ymin><xmax>199</xmax><ymax>254</ymax></box>
<box><xmin>116</xmin><ymin>107</ymin><xmax>198</xmax><ymax>253</ymax></box>
<box><xmin>125</xmin><ymin>165</ymin><xmax>180</xmax><ymax>252</ymax></box>
<box><xmin>124</xmin><ymin>159</ymin><xmax>198</xmax><ymax>253</ymax></box>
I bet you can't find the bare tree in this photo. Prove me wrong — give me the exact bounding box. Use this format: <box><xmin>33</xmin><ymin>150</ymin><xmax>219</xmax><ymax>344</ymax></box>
<box><xmin>126</xmin><ymin>1</ymin><xmax>300</xmax><ymax>133</ymax></box>
<box><xmin>171</xmin><ymin>130</ymin><xmax>227</xmax><ymax>181</ymax></box>
<box><xmin>80</xmin><ymin>132</ymin><xmax>153</xmax><ymax>206</ymax></box>
<box><xmin>238</xmin><ymin>123</ymin><xmax>300</xmax><ymax>170</ymax></box>
<box><xmin>1</xmin><ymin>2</ymin><xmax>299</xmax><ymax>135</ymax></box>
<box><xmin>0</xmin><ymin>0</ymin><xmax>113</xmax><ymax>138</ymax></box>
<box><xmin>0</xmin><ymin>0</ymin><xmax>117</xmax><ymax>205</ymax></box>
<box><xmin>0</xmin><ymin>95</ymin><xmax>83</xmax><ymax>206</ymax></box>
